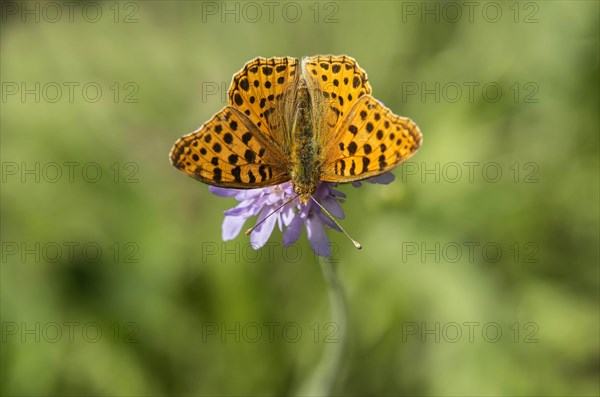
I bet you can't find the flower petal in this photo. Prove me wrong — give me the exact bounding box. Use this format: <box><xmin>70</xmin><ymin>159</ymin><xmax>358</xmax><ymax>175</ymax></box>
<box><xmin>317</xmin><ymin>212</ymin><xmax>342</xmax><ymax>232</ymax></box>
<box><xmin>281</xmin><ymin>204</ymin><xmax>296</xmax><ymax>226</ymax></box>
<box><xmin>283</xmin><ymin>213</ymin><xmax>304</xmax><ymax>246</ymax></box>
<box><xmin>329</xmin><ymin>187</ymin><xmax>346</xmax><ymax>198</ymax></box>
<box><xmin>319</xmin><ymin>195</ymin><xmax>345</xmax><ymax>219</ymax></box>
<box><xmin>233</xmin><ymin>188</ymin><xmax>266</xmax><ymax>201</ymax></box>
<box><xmin>365</xmin><ymin>172</ymin><xmax>395</xmax><ymax>184</ymax></box>
<box><xmin>306</xmin><ymin>215</ymin><xmax>331</xmax><ymax>257</ymax></box>
<box><xmin>222</xmin><ymin>215</ymin><xmax>247</xmax><ymax>241</ymax></box>
<box><xmin>224</xmin><ymin>202</ymin><xmax>259</xmax><ymax>217</ymax></box>
<box><xmin>250</xmin><ymin>206</ymin><xmax>278</xmax><ymax>249</ymax></box>
<box><xmin>209</xmin><ymin>186</ymin><xmax>241</xmax><ymax>197</ymax></box>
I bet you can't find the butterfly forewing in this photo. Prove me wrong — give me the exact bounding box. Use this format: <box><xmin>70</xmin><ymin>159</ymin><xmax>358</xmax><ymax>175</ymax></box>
<box><xmin>320</xmin><ymin>95</ymin><xmax>422</xmax><ymax>182</ymax></box>
<box><xmin>170</xmin><ymin>106</ymin><xmax>290</xmax><ymax>188</ymax></box>
<box><xmin>228</xmin><ymin>57</ymin><xmax>299</xmax><ymax>153</ymax></box>
<box><xmin>302</xmin><ymin>55</ymin><xmax>372</xmax><ymax>140</ymax></box>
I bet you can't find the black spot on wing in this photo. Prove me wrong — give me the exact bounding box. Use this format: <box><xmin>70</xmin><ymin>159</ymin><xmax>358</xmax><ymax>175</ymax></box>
<box><xmin>362</xmin><ymin>157</ymin><xmax>370</xmax><ymax>172</ymax></box>
<box><xmin>232</xmin><ymin>166</ymin><xmax>242</xmax><ymax>183</ymax></box>
<box><xmin>258</xmin><ymin>165</ymin><xmax>267</xmax><ymax>181</ymax></box>
<box><xmin>347</xmin><ymin>142</ymin><xmax>357</xmax><ymax>155</ymax></box>
<box><xmin>244</xmin><ymin>149</ymin><xmax>256</xmax><ymax>163</ymax></box>
<box><xmin>213</xmin><ymin>168</ymin><xmax>222</xmax><ymax>182</ymax></box>
<box><xmin>234</xmin><ymin>93</ymin><xmax>243</xmax><ymax>106</ymax></box>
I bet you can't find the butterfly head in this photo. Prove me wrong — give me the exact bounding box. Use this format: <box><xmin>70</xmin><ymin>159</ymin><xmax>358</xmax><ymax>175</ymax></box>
<box><xmin>293</xmin><ymin>183</ymin><xmax>316</xmax><ymax>205</ymax></box>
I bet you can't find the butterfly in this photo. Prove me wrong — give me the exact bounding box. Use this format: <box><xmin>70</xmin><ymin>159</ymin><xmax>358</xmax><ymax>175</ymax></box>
<box><xmin>170</xmin><ymin>55</ymin><xmax>422</xmax><ymax>205</ymax></box>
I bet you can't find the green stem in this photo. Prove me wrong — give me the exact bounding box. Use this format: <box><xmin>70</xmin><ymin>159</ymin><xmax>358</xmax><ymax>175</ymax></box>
<box><xmin>295</xmin><ymin>257</ymin><xmax>347</xmax><ymax>396</ymax></box>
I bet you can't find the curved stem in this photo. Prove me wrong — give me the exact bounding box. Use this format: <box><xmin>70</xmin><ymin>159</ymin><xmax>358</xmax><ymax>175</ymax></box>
<box><xmin>295</xmin><ymin>257</ymin><xmax>347</xmax><ymax>396</ymax></box>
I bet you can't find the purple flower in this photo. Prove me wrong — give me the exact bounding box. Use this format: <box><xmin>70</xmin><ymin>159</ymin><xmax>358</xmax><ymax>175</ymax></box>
<box><xmin>209</xmin><ymin>173</ymin><xmax>395</xmax><ymax>257</ymax></box>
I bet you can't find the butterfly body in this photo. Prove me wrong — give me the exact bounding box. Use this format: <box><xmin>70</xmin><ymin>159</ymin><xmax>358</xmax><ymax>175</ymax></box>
<box><xmin>289</xmin><ymin>77</ymin><xmax>321</xmax><ymax>204</ymax></box>
<box><xmin>171</xmin><ymin>55</ymin><xmax>422</xmax><ymax>203</ymax></box>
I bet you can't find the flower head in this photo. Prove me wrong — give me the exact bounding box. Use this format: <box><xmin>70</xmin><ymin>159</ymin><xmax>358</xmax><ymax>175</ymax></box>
<box><xmin>209</xmin><ymin>173</ymin><xmax>395</xmax><ymax>257</ymax></box>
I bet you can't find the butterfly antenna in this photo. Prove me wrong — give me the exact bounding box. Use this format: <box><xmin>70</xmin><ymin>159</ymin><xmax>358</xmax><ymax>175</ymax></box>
<box><xmin>244</xmin><ymin>194</ymin><xmax>300</xmax><ymax>236</ymax></box>
<box><xmin>311</xmin><ymin>197</ymin><xmax>362</xmax><ymax>250</ymax></box>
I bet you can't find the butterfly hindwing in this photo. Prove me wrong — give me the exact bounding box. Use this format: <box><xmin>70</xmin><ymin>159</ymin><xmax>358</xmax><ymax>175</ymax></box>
<box><xmin>170</xmin><ymin>106</ymin><xmax>291</xmax><ymax>188</ymax></box>
<box><xmin>320</xmin><ymin>95</ymin><xmax>422</xmax><ymax>182</ymax></box>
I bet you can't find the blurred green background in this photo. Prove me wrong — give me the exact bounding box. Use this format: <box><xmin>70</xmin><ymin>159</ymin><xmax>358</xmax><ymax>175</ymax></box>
<box><xmin>1</xmin><ymin>0</ymin><xmax>598</xmax><ymax>395</ymax></box>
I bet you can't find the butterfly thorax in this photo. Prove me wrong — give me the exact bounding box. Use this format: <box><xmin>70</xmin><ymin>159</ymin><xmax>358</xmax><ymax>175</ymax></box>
<box><xmin>290</xmin><ymin>79</ymin><xmax>321</xmax><ymax>205</ymax></box>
